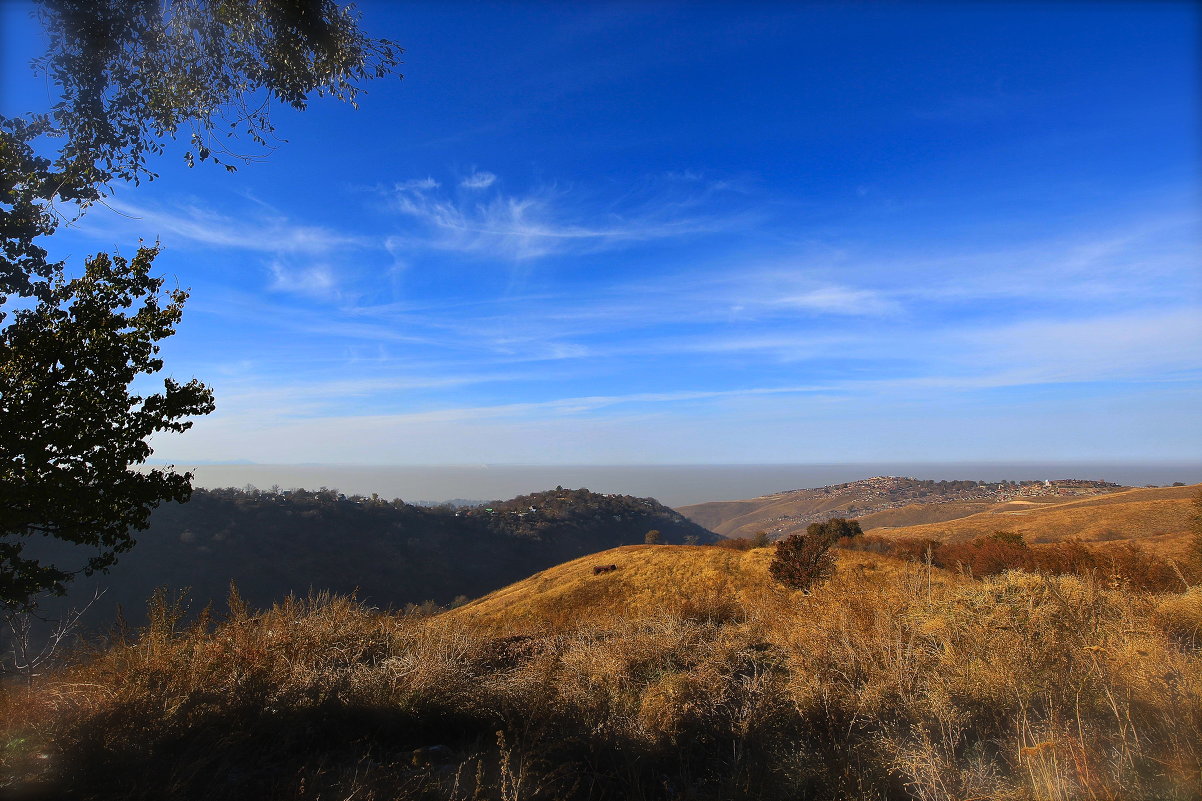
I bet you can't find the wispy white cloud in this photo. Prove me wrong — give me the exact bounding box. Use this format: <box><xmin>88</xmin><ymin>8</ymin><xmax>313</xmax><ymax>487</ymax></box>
<box><xmin>460</xmin><ymin>171</ymin><xmax>497</xmax><ymax>189</ymax></box>
<box><xmin>91</xmin><ymin>198</ymin><xmax>366</xmax><ymax>254</ymax></box>
<box><xmin>967</xmin><ymin>307</ymin><xmax>1202</xmax><ymax>383</ymax></box>
<box><xmin>266</xmin><ymin>260</ymin><xmax>338</xmax><ymax>298</ymax></box>
<box><xmin>395</xmin><ymin>177</ymin><xmax>440</xmax><ymax>191</ymax></box>
<box><xmin>213</xmin><ymin>372</ymin><xmax>540</xmax><ymax>419</ymax></box>
<box><xmin>386</xmin><ymin>173</ymin><xmax>739</xmax><ymax>260</ymax></box>
<box><xmin>772</xmin><ymin>286</ymin><xmax>900</xmax><ymax>316</ymax></box>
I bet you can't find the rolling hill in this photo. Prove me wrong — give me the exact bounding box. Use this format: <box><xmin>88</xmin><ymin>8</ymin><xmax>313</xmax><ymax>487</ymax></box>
<box><xmin>675</xmin><ymin>475</ymin><xmax>1126</xmax><ymax>540</ymax></box>
<box><xmin>675</xmin><ymin>476</ymin><xmax>1201</xmax><ymax>551</ymax></box>
<box><xmin>28</xmin><ymin>485</ymin><xmax>719</xmax><ymax>632</ymax></box>
<box><xmin>871</xmin><ymin>483</ymin><xmax>1199</xmax><ymax>557</ymax></box>
<box><xmin>9</xmin><ymin>518</ymin><xmax>1200</xmax><ymax>800</ymax></box>
<box><xmin>448</xmin><ymin>543</ymin><xmax>960</xmax><ymax>631</ymax></box>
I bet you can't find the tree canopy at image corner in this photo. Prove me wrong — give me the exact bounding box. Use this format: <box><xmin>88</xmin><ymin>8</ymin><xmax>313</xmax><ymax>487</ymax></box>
<box><xmin>0</xmin><ymin>0</ymin><xmax>402</xmax><ymax>612</ymax></box>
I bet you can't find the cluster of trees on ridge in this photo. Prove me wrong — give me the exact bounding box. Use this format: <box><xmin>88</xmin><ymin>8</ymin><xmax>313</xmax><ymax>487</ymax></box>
<box><xmin>20</xmin><ymin>485</ymin><xmax>718</xmax><ymax>633</ymax></box>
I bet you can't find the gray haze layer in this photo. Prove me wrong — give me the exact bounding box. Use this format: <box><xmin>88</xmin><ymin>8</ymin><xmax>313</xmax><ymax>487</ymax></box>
<box><xmin>169</xmin><ymin>463</ymin><xmax>1202</xmax><ymax>508</ymax></box>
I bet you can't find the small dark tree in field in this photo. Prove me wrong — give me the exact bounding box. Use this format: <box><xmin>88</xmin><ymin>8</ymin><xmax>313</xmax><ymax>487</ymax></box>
<box><xmin>769</xmin><ymin>530</ymin><xmax>837</xmax><ymax>592</ymax></box>
<box><xmin>809</xmin><ymin>517</ymin><xmax>863</xmax><ymax>542</ymax></box>
<box><xmin>644</xmin><ymin>529</ymin><xmax>663</xmax><ymax>545</ymax></box>
<box><xmin>751</xmin><ymin>530</ymin><xmax>770</xmax><ymax>548</ymax></box>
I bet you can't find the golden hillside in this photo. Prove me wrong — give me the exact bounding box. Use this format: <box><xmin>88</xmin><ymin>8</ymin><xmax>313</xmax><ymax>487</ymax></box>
<box><xmin>10</xmin><ymin>544</ymin><xmax>1198</xmax><ymax>800</ymax></box>
<box><xmin>448</xmin><ymin>543</ymin><xmax>957</xmax><ymax>631</ymax></box>
<box><xmin>675</xmin><ymin>476</ymin><xmax>1133</xmax><ymax>540</ymax></box>
<box><xmin>678</xmin><ymin>493</ymin><xmax>866</xmax><ymax>539</ymax></box>
<box><xmin>874</xmin><ymin>484</ymin><xmax>1199</xmax><ymax>556</ymax></box>
<box><xmin>855</xmin><ymin>501</ymin><xmax>995</xmax><ymax>529</ymax></box>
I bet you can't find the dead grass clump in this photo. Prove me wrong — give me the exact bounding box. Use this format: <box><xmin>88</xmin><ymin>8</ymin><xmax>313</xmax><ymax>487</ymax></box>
<box><xmin>1154</xmin><ymin>587</ymin><xmax>1202</xmax><ymax>649</ymax></box>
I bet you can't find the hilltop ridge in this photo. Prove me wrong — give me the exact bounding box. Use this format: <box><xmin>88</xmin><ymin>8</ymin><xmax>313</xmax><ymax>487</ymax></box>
<box><xmin>677</xmin><ymin>475</ymin><xmax>1127</xmax><ymax>539</ymax></box>
<box><xmin>31</xmin><ymin>485</ymin><xmax>717</xmax><ymax>632</ymax></box>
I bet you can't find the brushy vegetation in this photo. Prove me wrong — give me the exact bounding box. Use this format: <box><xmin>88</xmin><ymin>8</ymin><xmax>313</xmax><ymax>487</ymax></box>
<box><xmin>845</xmin><ymin>532</ymin><xmax>1195</xmax><ymax>592</ymax></box>
<box><xmin>2</xmin><ymin>549</ymin><xmax>1200</xmax><ymax>800</ymax></box>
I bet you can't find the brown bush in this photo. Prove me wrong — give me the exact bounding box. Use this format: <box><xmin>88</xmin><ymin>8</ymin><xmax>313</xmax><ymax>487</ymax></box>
<box><xmin>768</xmin><ymin>531</ymin><xmax>836</xmax><ymax>591</ymax></box>
<box><xmin>1027</xmin><ymin>539</ymin><xmax>1098</xmax><ymax>576</ymax></box>
<box><xmin>885</xmin><ymin>536</ymin><xmax>941</xmax><ymax>563</ymax></box>
<box><xmin>881</xmin><ymin>534</ymin><xmax>1184</xmax><ymax>593</ymax></box>
<box><xmin>711</xmin><ymin>536</ymin><xmax>757</xmax><ymax>551</ymax></box>
<box><xmin>936</xmin><ymin>532</ymin><xmax>1031</xmax><ymax>577</ymax></box>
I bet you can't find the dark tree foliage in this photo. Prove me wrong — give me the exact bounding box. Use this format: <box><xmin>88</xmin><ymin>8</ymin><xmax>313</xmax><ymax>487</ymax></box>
<box><xmin>767</xmin><ymin>517</ymin><xmax>861</xmax><ymax>591</ymax></box>
<box><xmin>1</xmin><ymin>0</ymin><xmax>401</xmax><ymax>611</ymax></box>
<box><xmin>31</xmin><ymin>0</ymin><xmax>403</xmax><ymax>185</ymax></box>
<box><xmin>806</xmin><ymin>517</ymin><xmax>862</xmax><ymax>541</ymax></box>
<box><xmin>769</xmin><ymin>529</ymin><xmax>837</xmax><ymax>592</ymax></box>
<box><xmin>0</xmin><ymin>246</ymin><xmax>215</xmax><ymax>610</ymax></box>
<box><xmin>0</xmin><ymin>116</ymin><xmax>99</xmax><ymax>307</ymax></box>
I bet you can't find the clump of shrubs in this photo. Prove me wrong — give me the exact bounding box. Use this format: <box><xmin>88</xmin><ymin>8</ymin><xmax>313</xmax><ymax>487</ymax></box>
<box><xmin>845</xmin><ymin>531</ymin><xmax>1187</xmax><ymax>591</ymax></box>
<box><xmin>768</xmin><ymin>518</ymin><xmax>862</xmax><ymax>591</ymax></box>
<box><xmin>711</xmin><ymin>531</ymin><xmax>771</xmax><ymax>551</ymax></box>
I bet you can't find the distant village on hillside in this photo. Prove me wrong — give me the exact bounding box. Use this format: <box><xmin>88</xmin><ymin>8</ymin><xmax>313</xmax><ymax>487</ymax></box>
<box><xmin>758</xmin><ymin>475</ymin><xmax>1129</xmax><ymax>530</ymax></box>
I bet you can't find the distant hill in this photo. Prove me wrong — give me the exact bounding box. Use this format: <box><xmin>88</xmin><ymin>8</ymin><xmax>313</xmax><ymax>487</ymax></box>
<box><xmin>871</xmin><ymin>484</ymin><xmax>1199</xmax><ymax>558</ymax></box>
<box><xmin>854</xmin><ymin>501</ymin><xmax>996</xmax><ymax>529</ymax></box>
<box><xmin>676</xmin><ymin>475</ymin><xmax>1128</xmax><ymax>540</ymax></box>
<box><xmin>31</xmin><ymin>486</ymin><xmax>718</xmax><ymax>631</ymax></box>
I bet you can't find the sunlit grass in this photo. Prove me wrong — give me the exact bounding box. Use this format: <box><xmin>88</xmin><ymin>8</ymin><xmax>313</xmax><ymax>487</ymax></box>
<box><xmin>2</xmin><ymin>547</ymin><xmax>1199</xmax><ymax>800</ymax></box>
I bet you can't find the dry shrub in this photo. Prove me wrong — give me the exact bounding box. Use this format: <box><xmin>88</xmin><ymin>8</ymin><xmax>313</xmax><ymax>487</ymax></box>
<box><xmin>1154</xmin><ymin>587</ymin><xmax>1202</xmax><ymax>649</ymax></box>
<box><xmin>884</xmin><ymin>534</ymin><xmax>1186</xmax><ymax>592</ymax></box>
<box><xmin>768</xmin><ymin>532</ymin><xmax>836</xmax><ymax>591</ymax></box>
<box><xmin>887</xmin><ymin>536</ymin><xmax>943</xmax><ymax>562</ymax></box>
<box><xmin>835</xmin><ymin>533</ymin><xmax>895</xmax><ymax>554</ymax></box>
<box><xmin>711</xmin><ymin>537</ymin><xmax>757</xmax><ymax>551</ymax></box>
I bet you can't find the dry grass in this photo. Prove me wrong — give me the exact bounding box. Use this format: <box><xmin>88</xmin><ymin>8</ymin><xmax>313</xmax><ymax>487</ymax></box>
<box><xmin>855</xmin><ymin>502</ymin><xmax>996</xmax><ymax>530</ymax></box>
<box><xmin>2</xmin><ymin>548</ymin><xmax>1200</xmax><ymax>800</ymax></box>
<box><xmin>683</xmin><ymin>484</ymin><xmax>1200</xmax><ymax>549</ymax></box>
<box><xmin>873</xmin><ymin>486</ymin><xmax>1198</xmax><ymax>555</ymax></box>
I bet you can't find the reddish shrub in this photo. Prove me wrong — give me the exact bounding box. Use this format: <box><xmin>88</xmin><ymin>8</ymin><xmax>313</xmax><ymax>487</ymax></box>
<box><xmin>769</xmin><ymin>531</ymin><xmax>836</xmax><ymax>592</ymax></box>
<box><xmin>1100</xmin><ymin>544</ymin><xmax>1183</xmax><ymax>592</ymax></box>
<box><xmin>712</xmin><ymin>537</ymin><xmax>756</xmax><ymax>551</ymax></box>
<box><xmin>1027</xmin><ymin>540</ymin><xmax>1097</xmax><ymax>576</ymax></box>
<box><xmin>889</xmin><ymin>537</ymin><xmax>942</xmax><ymax>563</ymax></box>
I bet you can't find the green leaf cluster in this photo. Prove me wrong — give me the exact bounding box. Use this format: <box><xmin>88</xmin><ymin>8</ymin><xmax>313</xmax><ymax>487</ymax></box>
<box><xmin>1</xmin><ymin>0</ymin><xmax>401</xmax><ymax>611</ymax></box>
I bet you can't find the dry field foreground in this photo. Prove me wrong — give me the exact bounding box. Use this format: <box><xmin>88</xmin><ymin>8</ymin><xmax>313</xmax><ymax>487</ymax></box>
<box><xmin>3</xmin><ymin>545</ymin><xmax>1200</xmax><ymax>801</ymax></box>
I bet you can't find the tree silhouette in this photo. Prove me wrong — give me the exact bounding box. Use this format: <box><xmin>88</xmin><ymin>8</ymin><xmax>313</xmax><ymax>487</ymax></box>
<box><xmin>1</xmin><ymin>0</ymin><xmax>401</xmax><ymax>612</ymax></box>
<box><xmin>807</xmin><ymin>517</ymin><xmax>862</xmax><ymax>541</ymax></box>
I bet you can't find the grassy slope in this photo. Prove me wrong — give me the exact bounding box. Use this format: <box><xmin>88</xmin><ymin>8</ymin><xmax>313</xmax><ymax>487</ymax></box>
<box><xmin>682</xmin><ymin>484</ymin><xmax>1199</xmax><ymax>556</ymax></box>
<box><xmin>677</xmin><ymin>492</ymin><xmax>868</xmax><ymax>539</ymax></box>
<box><xmin>448</xmin><ymin>544</ymin><xmax>956</xmax><ymax>630</ymax></box>
<box><xmin>854</xmin><ymin>501</ymin><xmax>995</xmax><ymax>529</ymax></box>
<box><xmin>7</xmin><ymin>542</ymin><xmax>1200</xmax><ymax>800</ymax></box>
<box><xmin>873</xmin><ymin>484</ymin><xmax>1198</xmax><ymax>556</ymax></box>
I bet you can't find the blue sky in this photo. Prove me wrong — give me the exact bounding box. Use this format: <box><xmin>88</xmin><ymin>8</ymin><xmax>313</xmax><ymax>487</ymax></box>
<box><xmin>3</xmin><ymin>1</ymin><xmax>1200</xmax><ymax>465</ymax></box>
